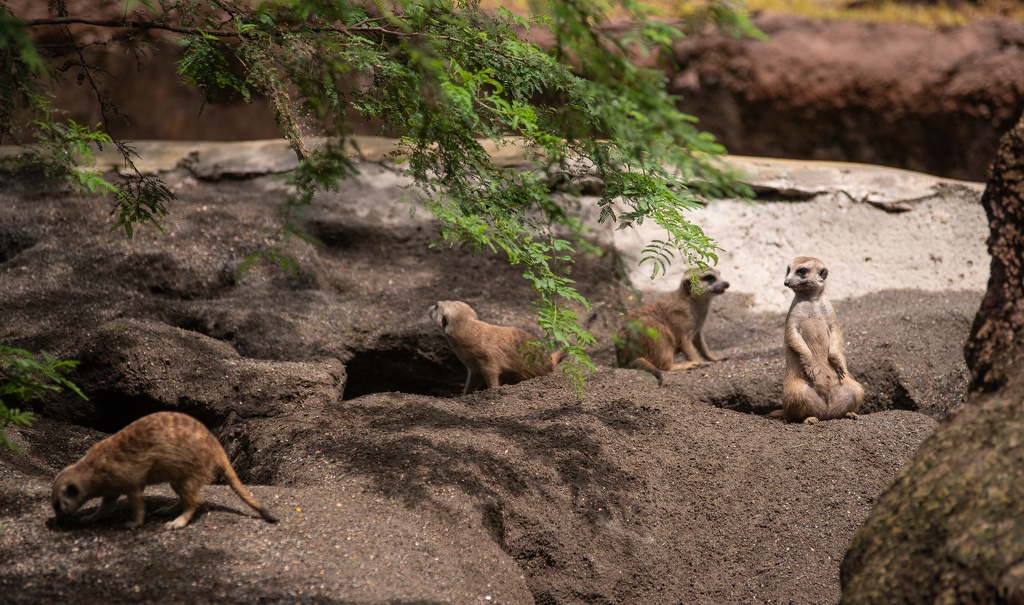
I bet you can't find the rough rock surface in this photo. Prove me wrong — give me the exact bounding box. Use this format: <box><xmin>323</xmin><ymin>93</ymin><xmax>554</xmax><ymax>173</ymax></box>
<box><xmin>0</xmin><ymin>140</ymin><xmax>987</xmax><ymax>603</ymax></box>
<box><xmin>840</xmin><ymin>112</ymin><xmax>1024</xmax><ymax>604</ymax></box>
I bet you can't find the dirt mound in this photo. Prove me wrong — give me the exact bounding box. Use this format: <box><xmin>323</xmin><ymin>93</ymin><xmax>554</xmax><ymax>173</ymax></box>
<box><xmin>0</xmin><ymin>145</ymin><xmax>985</xmax><ymax>603</ymax></box>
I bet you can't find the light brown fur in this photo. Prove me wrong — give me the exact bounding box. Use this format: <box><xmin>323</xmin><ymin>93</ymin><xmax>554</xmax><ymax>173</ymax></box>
<box><xmin>775</xmin><ymin>256</ymin><xmax>864</xmax><ymax>424</ymax></box>
<box><xmin>429</xmin><ymin>300</ymin><xmax>562</xmax><ymax>395</ymax></box>
<box><xmin>615</xmin><ymin>268</ymin><xmax>730</xmax><ymax>386</ymax></box>
<box><xmin>51</xmin><ymin>411</ymin><xmax>278</xmax><ymax>529</ymax></box>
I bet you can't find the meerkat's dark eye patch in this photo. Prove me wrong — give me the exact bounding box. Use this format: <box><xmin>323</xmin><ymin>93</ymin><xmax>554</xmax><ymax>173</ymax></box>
<box><xmin>702</xmin><ymin>274</ymin><xmax>715</xmax><ymax>283</ymax></box>
<box><xmin>796</xmin><ymin>268</ymin><xmax>808</xmax><ymax>276</ymax></box>
<box><xmin>64</xmin><ymin>484</ymin><xmax>79</xmax><ymax>498</ymax></box>
<box><xmin>441</xmin><ymin>315</ymin><xmax>448</xmax><ymax>329</ymax></box>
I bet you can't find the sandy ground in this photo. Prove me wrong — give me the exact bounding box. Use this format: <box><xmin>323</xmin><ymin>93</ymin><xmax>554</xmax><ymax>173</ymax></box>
<box><xmin>0</xmin><ymin>140</ymin><xmax>988</xmax><ymax>604</ymax></box>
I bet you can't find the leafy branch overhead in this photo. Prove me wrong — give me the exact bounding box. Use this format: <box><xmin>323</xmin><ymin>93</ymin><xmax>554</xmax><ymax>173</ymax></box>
<box><xmin>0</xmin><ymin>0</ymin><xmax>758</xmax><ymax>386</ymax></box>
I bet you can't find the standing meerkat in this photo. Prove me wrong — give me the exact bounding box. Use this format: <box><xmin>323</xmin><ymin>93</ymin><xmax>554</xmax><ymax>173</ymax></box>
<box><xmin>776</xmin><ymin>256</ymin><xmax>864</xmax><ymax>424</ymax></box>
<box><xmin>51</xmin><ymin>411</ymin><xmax>278</xmax><ymax>529</ymax></box>
<box><xmin>429</xmin><ymin>300</ymin><xmax>562</xmax><ymax>395</ymax></box>
<box><xmin>615</xmin><ymin>267</ymin><xmax>730</xmax><ymax>386</ymax></box>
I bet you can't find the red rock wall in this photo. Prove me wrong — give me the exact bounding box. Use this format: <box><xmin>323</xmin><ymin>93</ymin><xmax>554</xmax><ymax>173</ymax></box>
<box><xmin>9</xmin><ymin>3</ymin><xmax>1024</xmax><ymax>179</ymax></box>
<box><xmin>670</xmin><ymin>14</ymin><xmax>1024</xmax><ymax>180</ymax></box>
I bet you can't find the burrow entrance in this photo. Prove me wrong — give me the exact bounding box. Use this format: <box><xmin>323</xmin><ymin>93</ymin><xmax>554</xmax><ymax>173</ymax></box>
<box><xmin>341</xmin><ymin>333</ymin><xmax>466</xmax><ymax>400</ymax></box>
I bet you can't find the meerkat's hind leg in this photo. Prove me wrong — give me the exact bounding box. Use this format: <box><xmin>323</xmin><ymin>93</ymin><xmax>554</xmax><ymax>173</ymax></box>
<box><xmin>678</xmin><ymin>338</ymin><xmax>704</xmax><ymax>364</ymax></box>
<box><xmin>829</xmin><ymin>381</ymin><xmax>864</xmax><ymax>419</ymax></box>
<box><xmin>165</xmin><ymin>508</ymin><xmax>198</xmax><ymax>530</ymax></box>
<box><xmin>164</xmin><ymin>479</ymin><xmax>203</xmax><ymax>529</ymax></box>
<box><xmin>482</xmin><ymin>370</ymin><xmax>501</xmax><ymax>389</ymax></box>
<box><xmin>783</xmin><ymin>381</ymin><xmax>829</xmax><ymax>424</ymax></box>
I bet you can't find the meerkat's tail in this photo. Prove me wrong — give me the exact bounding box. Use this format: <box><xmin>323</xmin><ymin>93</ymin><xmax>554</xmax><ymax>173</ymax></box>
<box><xmin>216</xmin><ymin>448</ymin><xmax>279</xmax><ymax>523</ymax></box>
<box><xmin>630</xmin><ymin>358</ymin><xmax>665</xmax><ymax>387</ymax></box>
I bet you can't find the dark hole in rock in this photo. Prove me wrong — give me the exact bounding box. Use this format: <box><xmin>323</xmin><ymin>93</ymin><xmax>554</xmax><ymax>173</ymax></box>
<box><xmin>860</xmin><ymin>376</ymin><xmax>918</xmax><ymax>414</ymax></box>
<box><xmin>342</xmin><ymin>336</ymin><xmax>466</xmax><ymax>400</ymax></box>
<box><xmin>888</xmin><ymin>383</ymin><xmax>918</xmax><ymax>411</ymax></box>
<box><xmin>306</xmin><ymin>218</ymin><xmax>380</xmax><ymax>250</ymax></box>
<box><xmin>0</xmin><ymin>227</ymin><xmax>38</xmax><ymax>263</ymax></box>
<box><xmin>858</xmin><ymin>362</ymin><xmax>921</xmax><ymax>415</ymax></box>
<box><xmin>85</xmin><ymin>391</ymin><xmax>225</xmax><ymax>435</ymax></box>
<box><xmin>706</xmin><ymin>392</ymin><xmax>764</xmax><ymax>415</ymax></box>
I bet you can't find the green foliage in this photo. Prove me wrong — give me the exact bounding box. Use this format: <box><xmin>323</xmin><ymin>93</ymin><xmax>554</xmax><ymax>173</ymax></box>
<box><xmin>0</xmin><ymin>346</ymin><xmax>87</xmax><ymax>453</ymax></box>
<box><xmin>28</xmin><ymin>114</ymin><xmax>118</xmax><ymax>193</ymax></box>
<box><xmin>612</xmin><ymin>317</ymin><xmax>663</xmax><ymax>359</ymax></box>
<box><xmin>111</xmin><ymin>170</ymin><xmax>173</xmax><ymax>237</ymax></box>
<box><xmin>0</xmin><ymin>0</ymin><xmax>760</xmax><ymax>393</ymax></box>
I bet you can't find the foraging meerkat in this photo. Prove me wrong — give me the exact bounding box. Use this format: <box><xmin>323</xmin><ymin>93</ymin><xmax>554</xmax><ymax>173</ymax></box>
<box><xmin>429</xmin><ymin>300</ymin><xmax>562</xmax><ymax>395</ymax></box>
<box><xmin>615</xmin><ymin>267</ymin><xmax>730</xmax><ymax>386</ymax></box>
<box><xmin>777</xmin><ymin>256</ymin><xmax>864</xmax><ymax>424</ymax></box>
<box><xmin>51</xmin><ymin>411</ymin><xmax>278</xmax><ymax>529</ymax></box>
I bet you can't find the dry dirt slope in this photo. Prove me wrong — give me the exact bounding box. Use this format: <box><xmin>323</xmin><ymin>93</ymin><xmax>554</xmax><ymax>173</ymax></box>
<box><xmin>0</xmin><ymin>141</ymin><xmax>987</xmax><ymax>604</ymax></box>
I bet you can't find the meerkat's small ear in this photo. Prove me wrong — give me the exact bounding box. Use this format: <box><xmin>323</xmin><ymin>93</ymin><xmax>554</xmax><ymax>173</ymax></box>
<box><xmin>819</xmin><ymin>267</ymin><xmax>829</xmax><ymax>280</ymax></box>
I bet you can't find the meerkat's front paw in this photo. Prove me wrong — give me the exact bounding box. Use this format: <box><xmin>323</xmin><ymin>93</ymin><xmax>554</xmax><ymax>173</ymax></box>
<box><xmin>802</xmin><ymin>416</ymin><xmax>820</xmax><ymax>425</ymax></box>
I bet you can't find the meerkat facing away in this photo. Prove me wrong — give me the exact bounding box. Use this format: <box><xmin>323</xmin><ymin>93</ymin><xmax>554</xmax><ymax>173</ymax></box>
<box><xmin>776</xmin><ymin>256</ymin><xmax>864</xmax><ymax>424</ymax></box>
<box><xmin>429</xmin><ymin>300</ymin><xmax>562</xmax><ymax>395</ymax></box>
<box><xmin>51</xmin><ymin>411</ymin><xmax>278</xmax><ymax>529</ymax></box>
<box><xmin>615</xmin><ymin>267</ymin><xmax>730</xmax><ymax>386</ymax></box>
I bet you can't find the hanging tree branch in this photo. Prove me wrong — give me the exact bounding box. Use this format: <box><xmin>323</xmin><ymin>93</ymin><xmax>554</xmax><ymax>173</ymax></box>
<box><xmin>1</xmin><ymin>0</ymin><xmax>762</xmax><ymax>393</ymax></box>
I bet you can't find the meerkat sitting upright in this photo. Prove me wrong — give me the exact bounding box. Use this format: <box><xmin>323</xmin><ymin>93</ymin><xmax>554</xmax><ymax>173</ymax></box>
<box><xmin>52</xmin><ymin>411</ymin><xmax>278</xmax><ymax>529</ymax></box>
<box><xmin>429</xmin><ymin>300</ymin><xmax>562</xmax><ymax>395</ymax></box>
<box><xmin>615</xmin><ymin>267</ymin><xmax>730</xmax><ymax>386</ymax></box>
<box><xmin>776</xmin><ymin>256</ymin><xmax>864</xmax><ymax>424</ymax></box>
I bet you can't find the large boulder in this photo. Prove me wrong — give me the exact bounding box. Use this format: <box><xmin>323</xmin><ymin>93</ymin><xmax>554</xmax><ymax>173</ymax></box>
<box><xmin>841</xmin><ymin>112</ymin><xmax>1024</xmax><ymax>602</ymax></box>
